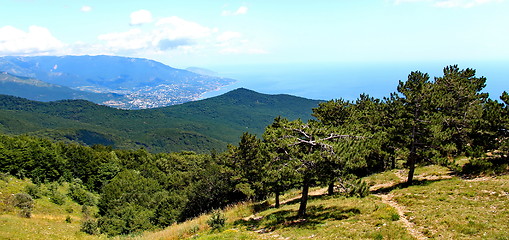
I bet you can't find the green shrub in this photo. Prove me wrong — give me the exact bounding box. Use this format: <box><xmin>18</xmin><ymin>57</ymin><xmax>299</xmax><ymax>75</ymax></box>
<box><xmin>462</xmin><ymin>157</ymin><xmax>508</xmax><ymax>175</ymax></box>
<box><xmin>68</xmin><ymin>180</ymin><xmax>97</xmax><ymax>206</ymax></box>
<box><xmin>46</xmin><ymin>182</ymin><xmax>66</xmax><ymax>205</ymax></box>
<box><xmin>98</xmin><ymin>205</ymin><xmax>155</xmax><ymax>236</ymax></box>
<box><xmin>25</xmin><ymin>184</ymin><xmax>42</xmax><ymax>199</ymax></box>
<box><xmin>49</xmin><ymin>191</ymin><xmax>66</xmax><ymax>205</ymax></box>
<box><xmin>206</xmin><ymin>211</ymin><xmax>226</xmax><ymax>231</ymax></box>
<box><xmin>390</xmin><ymin>212</ymin><xmax>400</xmax><ymax>221</ymax></box>
<box><xmin>81</xmin><ymin>218</ymin><xmax>99</xmax><ymax>235</ymax></box>
<box><xmin>347</xmin><ymin>179</ymin><xmax>370</xmax><ymax>198</ymax></box>
<box><xmin>13</xmin><ymin>193</ymin><xmax>34</xmax><ymax>218</ymax></box>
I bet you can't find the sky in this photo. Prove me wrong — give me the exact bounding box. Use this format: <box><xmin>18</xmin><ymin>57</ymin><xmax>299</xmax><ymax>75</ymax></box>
<box><xmin>0</xmin><ymin>0</ymin><xmax>508</xmax><ymax>68</ymax></box>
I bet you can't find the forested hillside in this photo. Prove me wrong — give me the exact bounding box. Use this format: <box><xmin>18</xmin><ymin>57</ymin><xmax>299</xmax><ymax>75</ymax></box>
<box><xmin>0</xmin><ymin>65</ymin><xmax>507</xmax><ymax>238</ymax></box>
<box><xmin>0</xmin><ymin>72</ymin><xmax>127</xmax><ymax>103</ymax></box>
<box><xmin>0</xmin><ymin>88</ymin><xmax>321</xmax><ymax>152</ymax></box>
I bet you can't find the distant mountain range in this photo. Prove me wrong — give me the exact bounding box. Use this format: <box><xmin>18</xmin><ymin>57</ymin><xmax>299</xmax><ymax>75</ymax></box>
<box><xmin>0</xmin><ymin>88</ymin><xmax>322</xmax><ymax>152</ymax></box>
<box><xmin>0</xmin><ymin>55</ymin><xmax>235</xmax><ymax>109</ymax></box>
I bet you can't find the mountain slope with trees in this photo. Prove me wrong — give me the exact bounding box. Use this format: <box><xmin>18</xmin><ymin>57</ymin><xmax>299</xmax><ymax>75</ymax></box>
<box><xmin>0</xmin><ymin>88</ymin><xmax>322</xmax><ymax>152</ymax></box>
<box><xmin>0</xmin><ymin>72</ymin><xmax>127</xmax><ymax>103</ymax></box>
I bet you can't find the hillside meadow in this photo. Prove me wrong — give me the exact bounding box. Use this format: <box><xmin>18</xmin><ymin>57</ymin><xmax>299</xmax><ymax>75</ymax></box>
<box><xmin>2</xmin><ymin>163</ymin><xmax>508</xmax><ymax>239</ymax></box>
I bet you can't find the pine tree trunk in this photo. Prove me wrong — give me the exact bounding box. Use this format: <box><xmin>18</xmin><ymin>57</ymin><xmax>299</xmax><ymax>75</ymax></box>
<box><xmin>297</xmin><ymin>177</ymin><xmax>310</xmax><ymax>218</ymax></box>
<box><xmin>407</xmin><ymin>116</ymin><xmax>418</xmax><ymax>186</ymax></box>
<box><xmin>406</xmin><ymin>154</ymin><xmax>415</xmax><ymax>186</ymax></box>
<box><xmin>275</xmin><ymin>191</ymin><xmax>280</xmax><ymax>208</ymax></box>
<box><xmin>328</xmin><ymin>182</ymin><xmax>334</xmax><ymax>196</ymax></box>
<box><xmin>407</xmin><ymin>151</ymin><xmax>416</xmax><ymax>186</ymax></box>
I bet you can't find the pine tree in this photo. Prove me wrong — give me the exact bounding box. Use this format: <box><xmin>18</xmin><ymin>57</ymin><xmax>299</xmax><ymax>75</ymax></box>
<box><xmin>396</xmin><ymin>71</ymin><xmax>432</xmax><ymax>185</ymax></box>
<box><xmin>263</xmin><ymin>117</ymin><xmax>366</xmax><ymax>217</ymax></box>
<box><xmin>431</xmin><ymin>65</ymin><xmax>488</xmax><ymax>157</ymax></box>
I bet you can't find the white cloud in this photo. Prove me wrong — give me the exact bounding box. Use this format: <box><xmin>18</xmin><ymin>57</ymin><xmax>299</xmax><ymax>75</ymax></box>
<box><xmin>217</xmin><ymin>31</ymin><xmax>242</xmax><ymax>42</ymax></box>
<box><xmin>97</xmin><ymin>15</ymin><xmax>266</xmax><ymax>56</ymax></box>
<box><xmin>0</xmin><ymin>25</ymin><xmax>65</xmax><ymax>55</ymax></box>
<box><xmin>394</xmin><ymin>0</ymin><xmax>504</xmax><ymax>7</ymax></box>
<box><xmin>155</xmin><ymin>16</ymin><xmax>213</xmax><ymax>40</ymax></box>
<box><xmin>222</xmin><ymin>6</ymin><xmax>249</xmax><ymax>16</ymax></box>
<box><xmin>0</xmin><ymin>12</ymin><xmax>266</xmax><ymax>60</ymax></box>
<box><xmin>219</xmin><ymin>47</ymin><xmax>268</xmax><ymax>55</ymax></box>
<box><xmin>80</xmin><ymin>6</ymin><xmax>92</xmax><ymax>12</ymax></box>
<box><xmin>130</xmin><ymin>9</ymin><xmax>153</xmax><ymax>25</ymax></box>
<box><xmin>98</xmin><ymin>28</ymin><xmax>151</xmax><ymax>51</ymax></box>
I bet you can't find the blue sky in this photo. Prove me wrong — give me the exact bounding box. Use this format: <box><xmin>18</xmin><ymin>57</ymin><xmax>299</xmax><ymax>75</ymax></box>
<box><xmin>0</xmin><ymin>0</ymin><xmax>508</xmax><ymax>68</ymax></box>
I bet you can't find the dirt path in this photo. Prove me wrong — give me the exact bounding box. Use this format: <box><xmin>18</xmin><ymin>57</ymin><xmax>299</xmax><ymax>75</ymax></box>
<box><xmin>376</xmin><ymin>193</ymin><xmax>428</xmax><ymax>240</ymax></box>
<box><xmin>373</xmin><ymin>170</ymin><xmax>429</xmax><ymax>240</ymax></box>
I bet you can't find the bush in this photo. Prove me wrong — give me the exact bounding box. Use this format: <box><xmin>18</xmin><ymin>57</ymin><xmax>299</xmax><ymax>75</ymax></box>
<box><xmin>81</xmin><ymin>218</ymin><xmax>99</xmax><ymax>235</ymax></box>
<box><xmin>49</xmin><ymin>191</ymin><xmax>66</xmax><ymax>205</ymax></box>
<box><xmin>68</xmin><ymin>180</ymin><xmax>97</xmax><ymax>206</ymax></box>
<box><xmin>98</xmin><ymin>205</ymin><xmax>155</xmax><ymax>236</ymax></box>
<box><xmin>206</xmin><ymin>211</ymin><xmax>226</xmax><ymax>231</ymax></box>
<box><xmin>13</xmin><ymin>193</ymin><xmax>34</xmax><ymax>218</ymax></box>
<box><xmin>347</xmin><ymin>179</ymin><xmax>370</xmax><ymax>198</ymax></box>
<box><xmin>462</xmin><ymin>157</ymin><xmax>508</xmax><ymax>175</ymax></box>
<box><xmin>25</xmin><ymin>184</ymin><xmax>42</xmax><ymax>199</ymax></box>
<box><xmin>47</xmin><ymin>182</ymin><xmax>66</xmax><ymax>205</ymax></box>
<box><xmin>338</xmin><ymin>178</ymin><xmax>370</xmax><ymax>198</ymax></box>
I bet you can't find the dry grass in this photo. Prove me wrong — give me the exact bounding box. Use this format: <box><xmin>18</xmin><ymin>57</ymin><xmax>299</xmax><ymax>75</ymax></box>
<box><xmin>3</xmin><ymin>163</ymin><xmax>508</xmax><ymax>240</ymax></box>
<box><xmin>138</xmin><ymin>201</ymin><xmax>256</xmax><ymax>240</ymax></box>
<box><xmin>391</xmin><ymin>174</ymin><xmax>509</xmax><ymax>239</ymax></box>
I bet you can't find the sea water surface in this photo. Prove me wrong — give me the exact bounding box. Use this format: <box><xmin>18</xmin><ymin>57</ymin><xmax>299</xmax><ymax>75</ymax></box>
<box><xmin>203</xmin><ymin>61</ymin><xmax>508</xmax><ymax>101</ymax></box>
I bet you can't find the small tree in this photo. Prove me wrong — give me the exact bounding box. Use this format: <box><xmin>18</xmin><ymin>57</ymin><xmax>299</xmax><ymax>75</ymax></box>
<box><xmin>207</xmin><ymin>210</ymin><xmax>226</xmax><ymax>231</ymax></box>
<box><xmin>224</xmin><ymin>132</ymin><xmax>268</xmax><ymax>200</ymax></box>
<box><xmin>396</xmin><ymin>71</ymin><xmax>432</xmax><ymax>185</ymax></box>
<box><xmin>13</xmin><ymin>193</ymin><xmax>34</xmax><ymax>218</ymax></box>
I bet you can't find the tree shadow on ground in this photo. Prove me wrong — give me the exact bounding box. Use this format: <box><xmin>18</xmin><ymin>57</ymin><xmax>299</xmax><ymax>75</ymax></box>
<box><xmin>281</xmin><ymin>194</ymin><xmax>327</xmax><ymax>206</ymax></box>
<box><xmin>234</xmin><ymin>204</ymin><xmax>361</xmax><ymax>232</ymax></box>
<box><xmin>371</xmin><ymin>178</ymin><xmax>452</xmax><ymax>194</ymax></box>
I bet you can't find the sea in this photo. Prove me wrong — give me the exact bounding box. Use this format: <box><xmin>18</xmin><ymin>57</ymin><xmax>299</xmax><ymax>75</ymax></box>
<box><xmin>202</xmin><ymin>61</ymin><xmax>508</xmax><ymax>102</ymax></box>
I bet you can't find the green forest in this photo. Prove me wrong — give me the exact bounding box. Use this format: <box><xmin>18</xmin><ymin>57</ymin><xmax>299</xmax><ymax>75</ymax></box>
<box><xmin>0</xmin><ymin>88</ymin><xmax>320</xmax><ymax>153</ymax></box>
<box><xmin>0</xmin><ymin>65</ymin><xmax>508</xmax><ymax>238</ymax></box>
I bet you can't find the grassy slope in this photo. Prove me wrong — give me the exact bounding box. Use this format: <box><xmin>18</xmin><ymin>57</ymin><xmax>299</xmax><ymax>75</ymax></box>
<box><xmin>0</xmin><ymin>176</ymin><xmax>107</xmax><ymax>240</ymax></box>
<box><xmin>0</xmin><ymin>88</ymin><xmax>321</xmax><ymax>153</ymax></box>
<box><xmin>2</xmin><ymin>164</ymin><xmax>507</xmax><ymax>239</ymax></box>
<box><xmin>141</xmin><ymin>165</ymin><xmax>509</xmax><ymax>240</ymax></box>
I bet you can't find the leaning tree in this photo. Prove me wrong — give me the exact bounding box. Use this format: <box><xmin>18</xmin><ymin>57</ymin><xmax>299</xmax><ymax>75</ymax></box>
<box><xmin>263</xmin><ymin>117</ymin><xmax>368</xmax><ymax>217</ymax></box>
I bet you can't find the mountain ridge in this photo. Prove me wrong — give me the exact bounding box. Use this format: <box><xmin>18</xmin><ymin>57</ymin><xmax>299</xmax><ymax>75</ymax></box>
<box><xmin>0</xmin><ymin>88</ymin><xmax>322</xmax><ymax>152</ymax></box>
<box><xmin>0</xmin><ymin>71</ymin><xmax>127</xmax><ymax>103</ymax></box>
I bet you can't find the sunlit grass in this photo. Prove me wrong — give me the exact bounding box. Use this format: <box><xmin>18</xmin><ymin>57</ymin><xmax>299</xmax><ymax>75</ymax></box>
<box><xmin>392</xmin><ymin>175</ymin><xmax>509</xmax><ymax>239</ymax></box>
<box><xmin>3</xmin><ymin>163</ymin><xmax>508</xmax><ymax>240</ymax></box>
<box><xmin>0</xmin><ymin>176</ymin><xmax>107</xmax><ymax>240</ymax></box>
<box><xmin>139</xmin><ymin>201</ymin><xmax>257</xmax><ymax>240</ymax></box>
<box><xmin>181</xmin><ymin>195</ymin><xmax>412</xmax><ymax>240</ymax></box>
<box><xmin>363</xmin><ymin>169</ymin><xmax>402</xmax><ymax>187</ymax></box>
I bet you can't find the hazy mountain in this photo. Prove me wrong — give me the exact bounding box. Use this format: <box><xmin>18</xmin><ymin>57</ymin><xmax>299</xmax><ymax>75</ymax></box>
<box><xmin>0</xmin><ymin>55</ymin><xmax>236</xmax><ymax>109</ymax></box>
<box><xmin>0</xmin><ymin>88</ymin><xmax>322</xmax><ymax>152</ymax></box>
<box><xmin>185</xmin><ymin>67</ymin><xmax>219</xmax><ymax>76</ymax></box>
<box><xmin>0</xmin><ymin>72</ymin><xmax>126</xmax><ymax>103</ymax></box>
